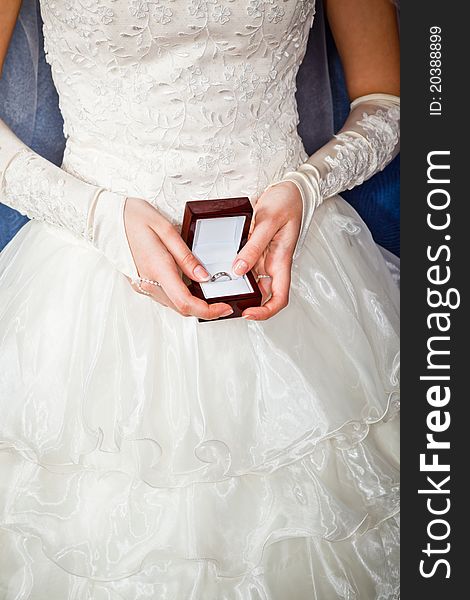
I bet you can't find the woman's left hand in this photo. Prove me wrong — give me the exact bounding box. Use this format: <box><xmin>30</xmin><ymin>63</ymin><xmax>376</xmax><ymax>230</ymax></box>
<box><xmin>231</xmin><ymin>180</ymin><xmax>302</xmax><ymax>320</ymax></box>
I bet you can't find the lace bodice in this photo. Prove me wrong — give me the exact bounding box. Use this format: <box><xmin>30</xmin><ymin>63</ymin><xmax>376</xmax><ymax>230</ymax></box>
<box><xmin>38</xmin><ymin>0</ymin><xmax>316</xmax><ymax>222</ymax></box>
<box><xmin>1</xmin><ymin>1</ymin><xmax>399</xmax><ymax>276</ymax></box>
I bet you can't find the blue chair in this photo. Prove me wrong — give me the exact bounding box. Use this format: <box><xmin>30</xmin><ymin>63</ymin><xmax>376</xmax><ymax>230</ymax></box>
<box><xmin>1</xmin><ymin>0</ymin><xmax>399</xmax><ymax>256</ymax></box>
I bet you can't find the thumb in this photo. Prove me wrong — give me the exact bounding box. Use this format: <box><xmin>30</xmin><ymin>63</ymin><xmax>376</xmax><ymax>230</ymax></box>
<box><xmin>232</xmin><ymin>220</ymin><xmax>275</xmax><ymax>276</ymax></box>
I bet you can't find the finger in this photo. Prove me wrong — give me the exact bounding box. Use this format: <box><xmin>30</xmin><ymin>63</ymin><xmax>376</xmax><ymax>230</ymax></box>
<box><xmin>253</xmin><ymin>257</ymin><xmax>272</xmax><ymax>304</ymax></box>
<box><xmin>167</xmin><ymin>278</ymin><xmax>233</xmax><ymax>320</ymax></box>
<box><xmin>151</xmin><ymin>252</ymin><xmax>233</xmax><ymax>319</ymax></box>
<box><xmin>152</xmin><ymin>221</ymin><xmax>211</xmax><ymax>283</ymax></box>
<box><xmin>232</xmin><ymin>219</ymin><xmax>278</xmax><ymax>276</ymax></box>
<box><xmin>257</xmin><ymin>276</ymin><xmax>273</xmax><ymax>305</ymax></box>
<box><xmin>135</xmin><ymin>280</ymin><xmax>176</xmax><ymax>309</ymax></box>
<box><xmin>145</xmin><ymin>268</ymin><xmax>233</xmax><ymax>319</ymax></box>
<box><xmin>126</xmin><ymin>231</ymin><xmax>176</xmax><ymax>309</ymax></box>
<box><xmin>126</xmin><ymin>227</ymin><xmax>226</xmax><ymax>317</ymax></box>
<box><xmin>168</xmin><ymin>284</ymin><xmax>233</xmax><ymax>320</ymax></box>
<box><xmin>135</xmin><ymin>224</ymin><xmax>230</xmax><ymax>319</ymax></box>
<box><xmin>243</xmin><ymin>258</ymin><xmax>291</xmax><ymax>321</ymax></box>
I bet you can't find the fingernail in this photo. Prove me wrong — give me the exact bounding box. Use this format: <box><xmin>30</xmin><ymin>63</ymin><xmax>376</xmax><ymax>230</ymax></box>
<box><xmin>233</xmin><ymin>259</ymin><xmax>248</xmax><ymax>275</ymax></box>
<box><xmin>242</xmin><ymin>314</ymin><xmax>255</xmax><ymax>320</ymax></box>
<box><xmin>220</xmin><ymin>308</ymin><xmax>234</xmax><ymax>318</ymax></box>
<box><xmin>194</xmin><ymin>265</ymin><xmax>211</xmax><ymax>281</ymax></box>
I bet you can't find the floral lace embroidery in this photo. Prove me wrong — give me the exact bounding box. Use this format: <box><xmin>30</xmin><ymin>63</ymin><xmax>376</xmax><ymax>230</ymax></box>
<box><xmin>37</xmin><ymin>0</ymin><xmax>316</xmax><ymax>220</ymax></box>
<box><xmin>282</xmin><ymin>101</ymin><xmax>400</xmax><ymax>259</ymax></box>
<box><xmin>2</xmin><ymin>149</ymin><xmax>90</xmax><ymax>238</ymax></box>
<box><xmin>359</xmin><ymin>106</ymin><xmax>400</xmax><ymax>172</ymax></box>
<box><xmin>5</xmin><ymin>1</ymin><xmax>399</xmax><ymax>266</ymax></box>
<box><xmin>319</xmin><ymin>104</ymin><xmax>400</xmax><ymax>199</ymax></box>
<box><xmin>319</xmin><ymin>134</ymin><xmax>375</xmax><ymax>198</ymax></box>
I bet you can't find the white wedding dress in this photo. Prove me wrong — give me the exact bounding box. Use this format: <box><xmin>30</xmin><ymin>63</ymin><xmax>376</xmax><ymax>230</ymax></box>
<box><xmin>0</xmin><ymin>1</ymin><xmax>400</xmax><ymax>598</ymax></box>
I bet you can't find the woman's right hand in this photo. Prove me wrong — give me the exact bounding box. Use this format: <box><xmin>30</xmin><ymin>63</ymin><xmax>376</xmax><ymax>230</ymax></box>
<box><xmin>124</xmin><ymin>197</ymin><xmax>234</xmax><ymax>320</ymax></box>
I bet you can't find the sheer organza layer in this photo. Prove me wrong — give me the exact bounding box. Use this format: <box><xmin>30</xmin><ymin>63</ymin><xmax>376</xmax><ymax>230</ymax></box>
<box><xmin>0</xmin><ymin>197</ymin><xmax>399</xmax><ymax>599</ymax></box>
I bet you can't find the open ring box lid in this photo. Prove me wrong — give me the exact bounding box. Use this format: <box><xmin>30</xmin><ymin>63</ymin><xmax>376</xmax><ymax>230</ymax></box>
<box><xmin>181</xmin><ymin>197</ymin><xmax>262</xmax><ymax>320</ymax></box>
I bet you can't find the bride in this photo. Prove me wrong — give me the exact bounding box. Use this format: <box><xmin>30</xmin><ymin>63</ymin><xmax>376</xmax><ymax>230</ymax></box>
<box><xmin>0</xmin><ymin>0</ymin><xmax>400</xmax><ymax>598</ymax></box>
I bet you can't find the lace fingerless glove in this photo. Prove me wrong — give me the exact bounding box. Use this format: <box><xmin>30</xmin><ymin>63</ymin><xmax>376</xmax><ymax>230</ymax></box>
<box><xmin>265</xmin><ymin>93</ymin><xmax>400</xmax><ymax>259</ymax></box>
<box><xmin>0</xmin><ymin>118</ymin><xmax>138</xmax><ymax>279</ymax></box>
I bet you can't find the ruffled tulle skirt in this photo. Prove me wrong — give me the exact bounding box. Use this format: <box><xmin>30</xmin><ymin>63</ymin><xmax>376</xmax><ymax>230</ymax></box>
<box><xmin>0</xmin><ymin>196</ymin><xmax>399</xmax><ymax>599</ymax></box>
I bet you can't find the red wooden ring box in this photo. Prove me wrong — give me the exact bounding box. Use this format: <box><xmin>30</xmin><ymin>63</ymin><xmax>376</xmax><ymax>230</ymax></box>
<box><xmin>181</xmin><ymin>197</ymin><xmax>262</xmax><ymax>321</ymax></box>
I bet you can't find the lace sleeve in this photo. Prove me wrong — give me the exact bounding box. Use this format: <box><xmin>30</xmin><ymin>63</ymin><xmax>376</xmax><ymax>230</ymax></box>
<box><xmin>0</xmin><ymin>118</ymin><xmax>138</xmax><ymax>279</ymax></box>
<box><xmin>2</xmin><ymin>147</ymin><xmax>97</xmax><ymax>239</ymax></box>
<box><xmin>265</xmin><ymin>94</ymin><xmax>400</xmax><ymax>259</ymax></box>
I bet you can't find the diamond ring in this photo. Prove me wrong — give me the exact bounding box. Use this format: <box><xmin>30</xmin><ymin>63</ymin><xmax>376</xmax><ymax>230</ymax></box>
<box><xmin>210</xmin><ymin>272</ymin><xmax>233</xmax><ymax>282</ymax></box>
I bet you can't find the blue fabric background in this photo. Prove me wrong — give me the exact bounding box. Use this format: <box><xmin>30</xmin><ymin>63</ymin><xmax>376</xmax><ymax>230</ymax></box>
<box><xmin>326</xmin><ymin>29</ymin><xmax>400</xmax><ymax>257</ymax></box>
<box><xmin>0</xmin><ymin>0</ymin><xmax>399</xmax><ymax>256</ymax></box>
<box><xmin>0</xmin><ymin>0</ymin><xmax>65</xmax><ymax>247</ymax></box>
